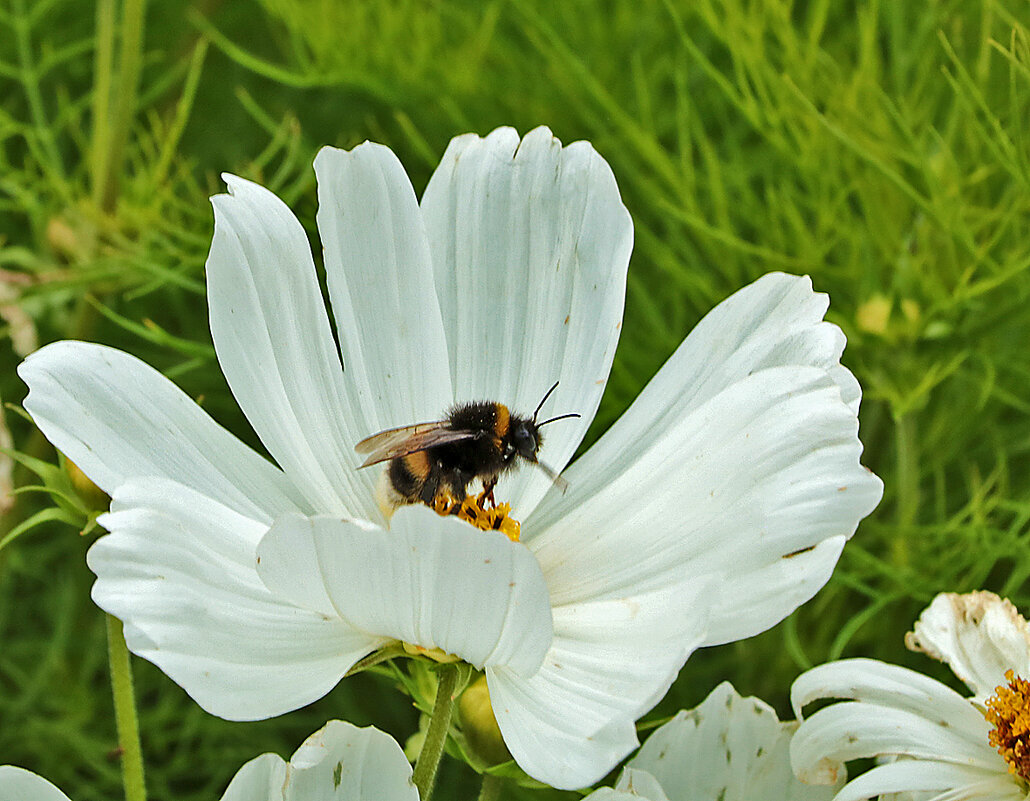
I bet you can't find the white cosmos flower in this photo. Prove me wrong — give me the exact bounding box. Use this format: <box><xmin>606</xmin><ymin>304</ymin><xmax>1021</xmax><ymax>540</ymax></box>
<box><xmin>220</xmin><ymin>720</ymin><xmax>418</xmax><ymax>801</ymax></box>
<box><xmin>791</xmin><ymin>591</ymin><xmax>1030</xmax><ymax>801</ymax></box>
<box><xmin>0</xmin><ymin>766</ymin><xmax>73</xmax><ymax>801</ymax></box>
<box><xmin>583</xmin><ymin>682</ymin><xmax>844</xmax><ymax>801</ymax></box>
<box><xmin>18</xmin><ymin>126</ymin><xmax>882</xmax><ymax>790</ymax></box>
<box><xmin>0</xmin><ymin>720</ymin><xmax>418</xmax><ymax>801</ymax></box>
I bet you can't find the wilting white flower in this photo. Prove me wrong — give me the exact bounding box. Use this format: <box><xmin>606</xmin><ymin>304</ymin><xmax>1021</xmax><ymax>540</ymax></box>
<box><xmin>19</xmin><ymin>126</ymin><xmax>881</xmax><ymax>789</ymax></box>
<box><xmin>791</xmin><ymin>591</ymin><xmax>1030</xmax><ymax>800</ymax></box>
<box><xmin>584</xmin><ymin>682</ymin><xmax>843</xmax><ymax>801</ymax></box>
<box><xmin>0</xmin><ymin>721</ymin><xmax>417</xmax><ymax>801</ymax></box>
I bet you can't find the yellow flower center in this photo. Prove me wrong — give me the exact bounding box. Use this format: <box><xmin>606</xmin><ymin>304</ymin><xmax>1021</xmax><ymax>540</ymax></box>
<box><xmin>429</xmin><ymin>493</ymin><xmax>521</xmax><ymax>542</ymax></box>
<box><xmin>985</xmin><ymin>670</ymin><xmax>1030</xmax><ymax>782</ymax></box>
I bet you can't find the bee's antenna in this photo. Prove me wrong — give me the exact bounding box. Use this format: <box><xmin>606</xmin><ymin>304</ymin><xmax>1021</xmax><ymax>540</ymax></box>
<box><xmin>536</xmin><ymin>412</ymin><xmax>581</xmax><ymax>428</ymax></box>
<box><xmin>532</xmin><ymin>380</ymin><xmax>561</xmax><ymax>422</ymax></box>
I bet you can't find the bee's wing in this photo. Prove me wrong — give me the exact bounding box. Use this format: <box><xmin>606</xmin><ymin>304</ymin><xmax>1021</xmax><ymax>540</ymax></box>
<box><xmin>354</xmin><ymin>421</ymin><xmax>478</xmax><ymax>468</ymax></box>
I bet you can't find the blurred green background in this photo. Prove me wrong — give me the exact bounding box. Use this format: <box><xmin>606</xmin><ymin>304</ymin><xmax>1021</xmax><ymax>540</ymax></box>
<box><xmin>1</xmin><ymin>0</ymin><xmax>1029</xmax><ymax>798</ymax></box>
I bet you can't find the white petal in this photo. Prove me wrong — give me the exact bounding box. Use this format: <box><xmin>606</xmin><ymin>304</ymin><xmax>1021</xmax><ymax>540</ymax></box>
<box><xmin>584</xmin><ymin>791</ymin><xmax>658</xmax><ymax>801</ymax></box>
<box><xmin>790</xmin><ymin>661</ymin><xmax>997</xmax><ymax>787</ymax></box>
<box><xmin>793</xmin><ymin>704</ymin><xmax>993</xmax><ymax>775</ymax></box>
<box><xmin>699</xmin><ymin>536</ymin><xmax>846</xmax><ymax>643</ymax></box>
<box><xmin>583</xmin><ymin>792</ymin><xmax>643</xmax><ymax>801</ymax></box>
<box><xmin>486</xmin><ymin>574</ymin><xmax>712</xmax><ymax>789</ymax></box>
<box><xmin>612</xmin><ymin>768</ymin><xmax>671</xmax><ymax>800</ymax></box>
<box><xmin>257</xmin><ymin>506</ymin><xmax>553</xmax><ymax>675</ymax></box>
<box><xmin>0</xmin><ymin>767</ymin><xmax>73</xmax><ymax>801</ymax></box>
<box><xmin>828</xmin><ymin>760</ymin><xmax>1019</xmax><ymax>801</ymax></box>
<box><xmin>421</xmin><ymin>126</ymin><xmax>632</xmax><ymax>514</ymax></box>
<box><xmin>791</xmin><ymin>659</ymin><xmax>988</xmax><ymax>733</ymax></box>
<box><xmin>219</xmin><ymin>753</ymin><xmax>284</xmax><ymax>801</ymax></box>
<box><xmin>904</xmin><ymin>591</ymin><xmax>1030</xmax><ymax>699</ymax></box>
<box><xmin>221</xmin><ymin>721</ymin><xmax>419</xmax><ymax>801</ymax></box>
<box><xmin>90</xmin><ymin>479</ymin><xmax>380</xmax><ymax>720</ymax></box>
<box><xmin>628</xmin><ymin>683</ymin><xmax>841</xmax><ymax>801</ymax></box>
<box><xmin>286</xmin><ymin>721</ymin><xmax>419</xmax><ymax>800</ymax></box>
<box><xmin>208</xmin><ymin>175</ymin><xmax>377</xmax><ymax>520</ymax></box>
<box><xmin>486</xmin><ymin>678</ymin><xmax>636</xmax><ymax>792</ymax></box>
<box><xmin>314</xmin><ymin>142</ymin><xmax>452</xmax><ymax>433</ymax></box>
<box><xmin>532</xmin><ymin>273</ymin><xmax>864</xmax><ymax>518</ymax></box>
<box><xmin>18</xmin><ymin>341</ymin><xmax>305</xmax><ymax>522</ymax></box>
<box><xmin>529</xmin><ymin>366</ymin><xmax>881</xmax><ymax>645</ymax></box>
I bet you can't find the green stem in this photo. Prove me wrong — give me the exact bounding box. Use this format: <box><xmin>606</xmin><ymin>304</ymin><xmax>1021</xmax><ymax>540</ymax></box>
<box><xmin>99</xmin><ymin>0</ymin><xmax>147</xmax><ymax>213</ymax></box>
<box><xmin>412</xmin><ymin>665</ymin><xmax>458</xmax><ymax>801</ymax></box>
<box><xmin>106</xmin><ymin>614</ymin><xmax>147</xmax><ymax>801</ymax></box>
<box><xmin>12</xmin><ymin>0</ymin><xmax>66</xmax><ymax>181</ymax></box>
<box><xmin>893</xmin><ymin>412</ymin><xmax>918</xmax><ymax>568</ymax></box>
<box><xmin>91</xmin><ymin>0</ymin><xmax>116</xmax><ymax>209</ymax></box>
<box><xmin>477</xmin><ymin>774</ymin><xmax>505</xmax><ymax>801</ymax></box>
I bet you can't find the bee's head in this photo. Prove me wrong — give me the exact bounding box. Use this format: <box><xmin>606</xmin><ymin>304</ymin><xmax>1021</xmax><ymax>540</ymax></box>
<box><xmin>513</xmin><ymin>381</ymin><xmax>580</xmax><ymax>479</ymax></box>
<box><xmin>511</xmin><ymin>419</ymin><xmax>541</xmax><ymax>461</ymax></box>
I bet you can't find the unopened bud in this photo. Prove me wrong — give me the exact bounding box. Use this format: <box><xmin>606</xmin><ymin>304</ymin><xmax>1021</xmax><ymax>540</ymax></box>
<box><xmin>855</xmin><ymin>294</ymin><xmax>891</xmax><ymax>336</ymax></box>
<box><xmin>66</xmin><ymin>459</ymin><xmax>109</xmax><ymax>512</ymax></box>
<box><xmin>46</xmin><ymin>216</ymin><xmax>86</xmax><ymax>262</ymax></box>
<box><xmin>458</xmin><ymin>675</ymin><xmax>511</xmax><ymax>766</ymax></box>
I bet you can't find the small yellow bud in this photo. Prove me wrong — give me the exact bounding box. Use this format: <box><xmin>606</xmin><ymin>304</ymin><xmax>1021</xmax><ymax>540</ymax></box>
<box><xmin>66</xmin><ymin>459</ymin><xmax>109</xmax><ymax>512</ymax></box>
<box><xmin>46</xmin><ymin>216</ymin><xmax>87</xmax><ymax>262</ymax></box>
<box><xmin>855</xmin><ymin>295</ymin><xmax>892</xmax><ymax>336</ymax></box>
<box><xmin>459</xmin><ymin>675</ymin><xmax>511</xmax><ymax>766</ymax></box>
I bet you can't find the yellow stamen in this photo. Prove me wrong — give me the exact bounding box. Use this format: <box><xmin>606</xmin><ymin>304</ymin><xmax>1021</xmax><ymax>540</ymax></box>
<box><xmin>429</xmin><ymin>493</ymin><xmax>458</xmax><ymax>516</ymax></box>
<box><xmin>457</xmin><ymin>496</ymin><xmax>521</xmax><ymax>542</ymax></box>
<box><xmin>426</xmin><ymin>493</ymin><xmax>521</xmax><ymax>542</ymax></box>
<box><xmin>985</xmin><ymin>670</ymin><xmax>1030</xmax><ymax>782</ymax></box>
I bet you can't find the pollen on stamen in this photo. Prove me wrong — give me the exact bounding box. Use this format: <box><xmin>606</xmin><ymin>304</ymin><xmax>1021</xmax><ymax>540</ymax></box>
<box><xmin>985</xmin><ymin>669</ymin><xmax>1030</xmax><ymax>782</ymax></box>
<box><xmin>429</xmin><ymin>494</ymin><xmax>458</xmax><ymax>516</ymax></box>
<box><xmin>428</xmin><ymin>494</ymin><xmax>520</xmax><ymax>542</ymax></box>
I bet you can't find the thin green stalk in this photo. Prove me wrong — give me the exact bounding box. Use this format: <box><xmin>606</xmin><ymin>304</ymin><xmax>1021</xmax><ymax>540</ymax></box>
<box><xmin>100</xmin><ymin>0</ymin><xmax>147</xmax><ymax>212</ymax></box>
<box><xmin>477</xmin><ymin>774</ymin><xmax>504</xmax><ymax>801</ymax></box>
<box><xmin>91</xmin><ymin>0</ymin><xmax>116</xmax><ymax>209</ymax></box>
<box><xmin>149</xmin><ymin>37</ymin><xmax>208</xmax><ymax>190</ymax></box>
<box><xmin>106</xmin><ymin>614</ymin><xmax>147</xmax><ymax>801</ymax></box>
<box><xmin>893</xmin><ymin>412</ymin><xmax>919</xmax><ymax>568</ymax></box>
<box><xmin>412</xmin><ymin>665</ymin><xmax>458</xmax><ymax>801</ymax></box>
<box><xmin>12</xmin><ymin>0</ymin><xmax>66</xmax><ymax>180</ymax></box>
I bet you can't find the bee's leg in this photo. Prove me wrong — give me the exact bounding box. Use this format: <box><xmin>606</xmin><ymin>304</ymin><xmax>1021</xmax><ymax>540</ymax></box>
<box><xmin>419</xmin><ymin>468</ymin><xmax>442</xmax><ymax>508</ymax></box>
<box><xmin>433</xmin><ymin>470</ymin><xmax>467</xmax><ymax>515</ymax></box>
<box><xmin>451</xmin><ymin>474</ymin><xmax>469</xmax><ymax>506</ymax></box>
<box><xmin>479</xmin><ymin>477</ymin><xmax>498</xmax><ymax>509</ymax></box>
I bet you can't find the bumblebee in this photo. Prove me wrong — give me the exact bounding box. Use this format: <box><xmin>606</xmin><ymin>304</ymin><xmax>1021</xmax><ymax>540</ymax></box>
<box><xmin>355</xmin><ymin>381</ymin><xmax>578</xmax><ymax>514</ymax></box>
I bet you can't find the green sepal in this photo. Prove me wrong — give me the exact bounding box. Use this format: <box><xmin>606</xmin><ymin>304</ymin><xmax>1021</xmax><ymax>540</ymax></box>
<box><xmin>2</xmin><ymin>447</ymin><xmax>94</xmax><ymax>520</ymax></box>
<box><xmin>0</xmin><ymin>505</ymin><xmax>90</xmax><ymax>553</ymax></box>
